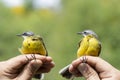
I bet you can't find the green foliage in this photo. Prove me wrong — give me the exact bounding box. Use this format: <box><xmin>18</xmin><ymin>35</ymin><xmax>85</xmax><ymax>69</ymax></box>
<box><xmin>0</xmin><ymin>0</ymin><xmax>120</xmax><ymax>80</ymax></box>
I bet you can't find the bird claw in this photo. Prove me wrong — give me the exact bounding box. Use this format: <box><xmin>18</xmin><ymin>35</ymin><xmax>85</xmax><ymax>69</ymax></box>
<box><xmin>81</xmin><ymin>56</ymin><xmax>88</xmax><ymax>63</ymax></box>
<box><xmin>25</xmin><ymin>54</ymin><xmax>36</xmax><ymax>62</ymax></box>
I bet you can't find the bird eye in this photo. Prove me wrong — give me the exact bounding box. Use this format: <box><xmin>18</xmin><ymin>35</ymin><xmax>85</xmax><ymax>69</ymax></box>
<box><xmin>23</xmin><ymin>32</ymin><xmax>27</xmax><ymax>35</ymax></box>
<box><xmin>32</xmin><ymin>39</ymin><xmax>37</xmax><ymax>41</ymax></box>
<box><xmin>84</xmin><ymin>31</ymin><xmax>87</xmax><ymax>34</ymax></box>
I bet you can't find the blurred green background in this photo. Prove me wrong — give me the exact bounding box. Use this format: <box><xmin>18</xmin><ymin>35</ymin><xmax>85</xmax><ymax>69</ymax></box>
<box><xmin>0</xmin><ymin>0</ymin><xmax>120</xmax><ymax>80</ymax></box>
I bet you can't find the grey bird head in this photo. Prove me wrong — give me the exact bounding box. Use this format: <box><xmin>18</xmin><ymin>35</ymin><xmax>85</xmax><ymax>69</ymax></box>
<box><xmin>17</xmin><ymin>31</ymin><xmax>34</xmax><ymax>38</ymax></box>
<box><xmin>77</xmin><ymin>30</ymin><xmax>98</xmax><ymax>38</ymax></box>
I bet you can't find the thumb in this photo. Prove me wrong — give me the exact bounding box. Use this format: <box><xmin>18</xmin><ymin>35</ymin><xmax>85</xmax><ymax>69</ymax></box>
<box><xmin>78</xmin><ymin>63</ymin><xmax>100</xmax><ymax>80</ymax></box>
<box><xmin>18</xmin><ymin>60</ymin><xmax>42</xmax><ymax>80</ymax></box>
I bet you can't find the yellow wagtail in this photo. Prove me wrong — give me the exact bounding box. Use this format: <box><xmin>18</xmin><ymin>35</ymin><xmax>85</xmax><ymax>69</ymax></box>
<box><xmin>17</xmin><ymin>31</ymin><xmax>48</xmax><ymax>80</ymax></box>
<box><xmin>59</xmin><ymin>30</ymin><xmax>101</xmax><ymax>80</ymax></box>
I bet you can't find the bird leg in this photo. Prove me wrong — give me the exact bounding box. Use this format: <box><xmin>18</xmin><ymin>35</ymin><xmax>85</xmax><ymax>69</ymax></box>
<box><xmin>31</xmin><ymin>54</ymin><xmax>37</xmax><ymax>63</ymax></box>
<box><xmin>81</xmin><ymin>56</ymin><xmax>88</xmax><ymax>63</ymax></box>
<box><xmin>25</xmin><ymin>54</ymin><xmax>37</xmax><ymax>62</ymax></box>
<box><xmin>25</xmin><ymin>55</ymin><xmax>30</xmax><ymax>62</ymax></box>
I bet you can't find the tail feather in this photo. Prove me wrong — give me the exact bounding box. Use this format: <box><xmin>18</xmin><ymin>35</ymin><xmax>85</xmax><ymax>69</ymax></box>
<box><xmin>34</xmin><ymin>74</ymin><xmax>44</xmax><ymax>80</ymax></box>
<box><xmin>59</xmin><ymin>64</ymin><xmax>74</xmax><ymax>79</ymax></box>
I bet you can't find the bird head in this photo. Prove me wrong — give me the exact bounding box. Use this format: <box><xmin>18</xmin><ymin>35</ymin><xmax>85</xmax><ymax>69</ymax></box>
<box><xmin>17</xmin><ymin>31</ymin><xmax>34</xmax><ymax>39</ymax></box>
<box><xmin>77</xmin><ymin>30</ymin><xmax>98</xmax><ymax>38</ymax></box>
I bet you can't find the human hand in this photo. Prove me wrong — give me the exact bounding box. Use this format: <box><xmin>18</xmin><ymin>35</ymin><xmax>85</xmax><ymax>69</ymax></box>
<box><xmin>69</xmin><ymin>56</ymin><xmax>120</xmax><ymax>80</ymax></box>
<box><xmin>0</xmin><ymin>54</ymin><xmax>54</xmax><ymax>80</ymax></box>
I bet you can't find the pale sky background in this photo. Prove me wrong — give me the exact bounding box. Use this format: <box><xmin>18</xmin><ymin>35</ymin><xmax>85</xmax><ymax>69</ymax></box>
<box><xmin>2</xmin><ymin>0</ymin><xmax>24</xmax><ymax>7</ymax></box>
<box><xmin>33</xmin><ymin>0</ymin><xmax>61</xmax><ymax>11</ymax></box>
<box><xmin>1</xmin><ymin>0</ymin><xmax>62</xmax><ymax>11</ymax></box>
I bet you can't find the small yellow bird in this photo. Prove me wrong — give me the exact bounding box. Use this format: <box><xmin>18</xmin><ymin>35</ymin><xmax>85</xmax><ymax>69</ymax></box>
<box><xmin>59</xmin><ymin>30</ymin><xmax>101</xmax><ymax>80</ymax></box>
<box><xmin>17</xmin><ymin>31</ymin><xmax>48</xmax><ymax>80</ymax></box>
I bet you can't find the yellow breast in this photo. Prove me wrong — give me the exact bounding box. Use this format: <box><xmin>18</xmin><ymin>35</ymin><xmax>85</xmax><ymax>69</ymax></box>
<box><xmin>77</xmin><ymin>35</ymin><xmax>101</xmax><ymax>58</ymax></box>
<box><xmin>19</xmin><ymin>37</ymin><xmax>47</xmax><ymax>56</ymax></box>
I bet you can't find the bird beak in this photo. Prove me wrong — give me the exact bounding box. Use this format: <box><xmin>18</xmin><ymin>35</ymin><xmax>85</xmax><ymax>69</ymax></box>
<box><xmin>16</xmin><ymin>34</ymin><xmax>23</xmax><ymax>37</ymax></box>
<box><xmin>77</xmin><ymin>32</ymin><xmax>83</xmax><ymax>35</ymax></box>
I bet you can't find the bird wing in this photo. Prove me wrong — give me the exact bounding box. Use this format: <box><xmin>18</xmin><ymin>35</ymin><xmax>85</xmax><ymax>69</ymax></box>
<box><xmin>40</xmin><ymin>37</ymin><xmax>48</xmax><ymax>56</ymax></box>
<box><xmin>98</xmin><ymin>42</ymin><xmax>101</xmax><ymax>56</ymax></box>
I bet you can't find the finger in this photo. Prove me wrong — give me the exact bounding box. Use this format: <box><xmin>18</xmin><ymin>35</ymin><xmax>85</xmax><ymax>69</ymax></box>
<box><xmin>36</xmin><ymin>61</ymin><xmax>55</xmax><ymax>73</ymax></box>
<box><xmin>46</xmin><ymin>56</ymin><xmax>53</xmax><ymax>62</ymax></box>
<box><xmin>78</xmin><ymin>63</ymin><xmax>100</xmax><ymax>80</ymax></box>
<box><xmin>43</xmin><ymin>56</ymin><xmax>53</xmax><ymax>64</ymax></box>
<box><xmin>69</xmin><ymin>58</ymin><xmax>83</xmax><ymax>72</ymax></box>
<box><xmin>36</xmin><ymin>56</ymin><xmax>55</xmax><ymax>73</ymax></box>
<box><xmin>18</xmin><ymin>59</ymin><xmax>42</xmax><ymax>80</ymax></box>
<box><xmin>69</xmin><ymin>58</ymin><xmax>83</xmax><ymax>77</ymax></box>
<box><xmin>71</xmin><ymin>58</ymin><xmax>83</xmax><ymax>69</ymax></box>
<box><xmin>43</xmin><ymin>61</ymin><xmax>55</xmax><ymax>69</ymax></box>
<box><xmin>84</xmin><ymin>56</ymin><xmax>114</xmax><ymax>72</ymax></box>
<box><xmin>7</xmin><ymin>54</ymin><xmax>46</xmax><ymax>70</ymax></box>
<box><xmin>69</xmin><ymin>64</ymin><xmax>82</xmax><ymax>77</ymax></box>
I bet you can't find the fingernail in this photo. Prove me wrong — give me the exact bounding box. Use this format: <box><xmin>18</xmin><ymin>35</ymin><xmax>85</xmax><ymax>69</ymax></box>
<box><xmin>31</xmin><ymin>60</ymin><xmax>42</xmax><ymax>72</ymax></box>
<box><xmin>77</xmin><ymin>63</ymin><xmax>88</xmax><ymax>74</ymax></box>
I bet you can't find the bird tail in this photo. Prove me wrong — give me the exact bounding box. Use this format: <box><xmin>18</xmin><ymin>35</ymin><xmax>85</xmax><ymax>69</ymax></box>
<box><xmin>59</xmin><ymin>64</ymin><xmax>74</xmax><ymax>80</ymax></box>
<box><xmin>33</xmin><ymin>74</ymin><xmax>44</xmax><ymax>80</ymax></box>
